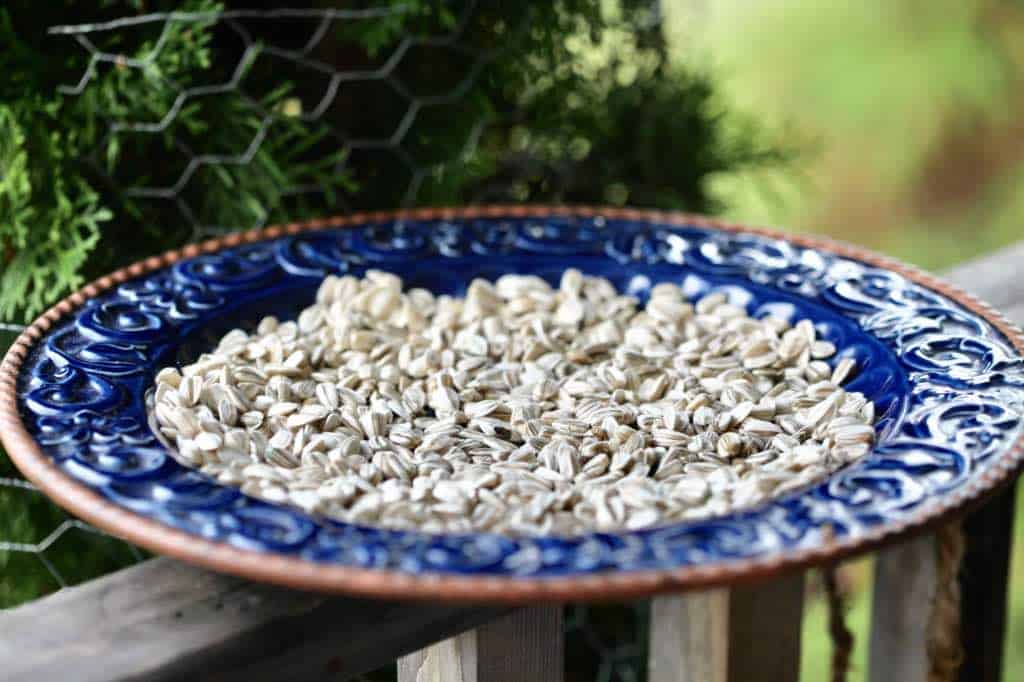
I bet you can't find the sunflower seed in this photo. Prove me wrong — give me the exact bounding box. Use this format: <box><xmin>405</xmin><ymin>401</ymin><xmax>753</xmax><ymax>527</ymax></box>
<box><xmin>151</xmin><ymin>268</ymin><xmax>876</xmax><ymax>537</ymax></box>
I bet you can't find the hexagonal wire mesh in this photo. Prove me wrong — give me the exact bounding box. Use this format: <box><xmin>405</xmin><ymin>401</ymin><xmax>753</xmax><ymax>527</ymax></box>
<box><xmin>0</xmin><ymin>3</ymin><xmax>663</xmax><ymax>680</ymax></box>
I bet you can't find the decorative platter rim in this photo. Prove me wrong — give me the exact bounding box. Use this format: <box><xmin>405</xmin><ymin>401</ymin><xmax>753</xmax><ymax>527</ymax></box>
<box><xmin>2</xmin><ymin>204</ymin><xmax>1022</xmax><ymax>603</ymax></box>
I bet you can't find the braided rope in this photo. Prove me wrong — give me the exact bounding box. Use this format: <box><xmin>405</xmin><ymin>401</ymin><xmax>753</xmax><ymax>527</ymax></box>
<box><xmin>927</xmin><ymin>522</ymin><xmax>965</xmax><ymax>682</ymax></box>
<box><xmin>824</xmin><ymin>564</ymin><xmax>854</xmax><ymax>682</ymax></box>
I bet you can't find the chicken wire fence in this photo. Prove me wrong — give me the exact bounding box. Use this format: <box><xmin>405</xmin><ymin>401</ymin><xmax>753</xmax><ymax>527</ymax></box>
<box><xmin>0</xmin><ymin>3</ymin><xmax>661</xmax><ymax>680</ymax></box>
<box><xmin>49</xmin><ymin>3</ymin><xmax>500</xmax><ymax>240</ymax></box>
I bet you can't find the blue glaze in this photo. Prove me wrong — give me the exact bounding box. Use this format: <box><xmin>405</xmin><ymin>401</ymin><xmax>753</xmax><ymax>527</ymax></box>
<box><xmin>14</xmin><ymin>214</ymin><xmax>1024</xmax><ymax>576</ymax></box>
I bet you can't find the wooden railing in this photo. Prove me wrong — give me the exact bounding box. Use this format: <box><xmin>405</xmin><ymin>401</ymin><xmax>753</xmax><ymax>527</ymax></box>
<box><xmin>2</xmin><ymin>242</ymin><xmax>1022</xmax><ymax>682</ymax></box>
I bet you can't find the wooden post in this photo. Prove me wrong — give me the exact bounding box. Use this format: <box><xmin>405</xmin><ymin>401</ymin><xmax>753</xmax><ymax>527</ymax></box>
<box><xmin>398</xmin><ymin>606</ymin><xmax>564</xmax><ymax>682</ymax></box>
<box><xmin>648</xmin><ymin>590</ymin><xmax>728</xmax><ymax>682</ymax></box>
<box><xmin>727</xmin><ymin>573</ymin><xmax>805</xmax><ymax>682</ymax></box>
<box><xmin>869</xmin><ymin>534</ymin><xmax>938</xmax><ymax>682</ymax></box>
<box><xmin>957</xmin><ymin>483</ymin><xmax>1018</xmax><ymax>682</ymax></box>
<box><xmin>648</xmin><ymin>572</ymin><xmax>804</xmax><ymax>682</ymax></box>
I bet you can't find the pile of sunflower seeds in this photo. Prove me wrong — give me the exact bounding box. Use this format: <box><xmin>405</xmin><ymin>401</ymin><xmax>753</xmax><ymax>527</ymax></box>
<box><xmin>150</xmin><ymin>269</ymin><xmax>875</xmax><ymax>536</ymax></box>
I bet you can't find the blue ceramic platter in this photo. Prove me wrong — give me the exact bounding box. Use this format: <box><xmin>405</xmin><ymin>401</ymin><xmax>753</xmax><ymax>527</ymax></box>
<box><xmin>4</xmin><ymin>207</ymin><xmax>1023</xmax><ymax>599</ymax></box>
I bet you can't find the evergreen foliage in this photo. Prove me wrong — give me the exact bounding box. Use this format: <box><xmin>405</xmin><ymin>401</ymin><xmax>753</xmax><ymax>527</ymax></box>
<box><xmin>0</xmin><ymin>0</ymin><xmax>785</xmax><ymax>321</ymax></box>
